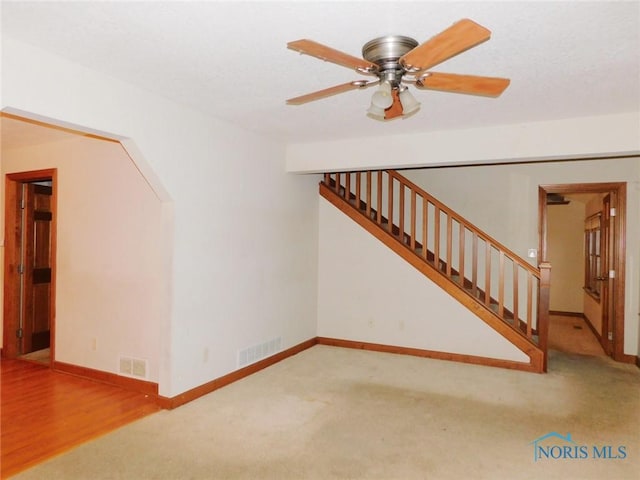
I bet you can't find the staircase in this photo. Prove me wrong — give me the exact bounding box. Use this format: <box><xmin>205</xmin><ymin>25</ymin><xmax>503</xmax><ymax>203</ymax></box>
<box><xmin>320</xmin><ymin>170</ymin><xmax>550</xmax><ymax>373</ymax></box>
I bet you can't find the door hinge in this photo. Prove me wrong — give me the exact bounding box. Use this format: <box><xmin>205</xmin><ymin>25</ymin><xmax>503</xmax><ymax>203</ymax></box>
<box><xmin>16</xmin><ymin>328</ymin><xmax>23</xmax><ymax>339</ymax></box>
<box><xmin>610</xmin><ymin>207</ymin><xmax>616</xmax><ymax>217</ymax></box>
<box><xmin>17</xmin><ymin>264</ymin><xmax>24</xmax><ymax>275</ymax></box>
<box><xmin>609</xmin><ymin>270</ymin><xmax>616</xmax><ymax>279</ymax></box>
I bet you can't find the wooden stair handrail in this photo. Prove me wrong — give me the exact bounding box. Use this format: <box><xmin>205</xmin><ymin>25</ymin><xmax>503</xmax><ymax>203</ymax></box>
<box><xmin>320</xmin><ymin>170</ymin><xmax>550</xmax><ymax>372</ymax></box>
<box><xmin>325</xmin><ymin>176</ymin><xmax>519</xmax><ymax>315</ymax></box>
<box><xmin>387</xmin><ymin>170</ymin><xmax>539</xmax><ymax>278</ymax></box>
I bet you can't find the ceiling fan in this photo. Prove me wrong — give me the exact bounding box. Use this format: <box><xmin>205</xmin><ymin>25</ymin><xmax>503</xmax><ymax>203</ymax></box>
<box><xmin>286</xmin><ymin>18</ymin><xmax>510</xmax><ymax>121</ymax></box>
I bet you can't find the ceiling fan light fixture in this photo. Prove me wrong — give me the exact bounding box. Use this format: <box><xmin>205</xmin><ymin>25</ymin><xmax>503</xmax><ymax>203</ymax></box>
<box><xmin>366</xmin><ymin>103</ymin><xmax>386</xmax><ymax>121</ymax></box>
<box><xmin>399</xmin><ymin>87</ymin><xmax>421</xmax><ymax>116</ymax></box>
<box><xmin>371</xmin><ymin>81</ymin><xmax>393</xmax><ymax>109</ymax></box>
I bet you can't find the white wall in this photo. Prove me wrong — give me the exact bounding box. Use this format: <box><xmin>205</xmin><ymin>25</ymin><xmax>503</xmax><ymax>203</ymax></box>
<box><xmin>286</xmin><ymin>113</ymin><xmax>640</xmax><ymax>173</ymax></box>
<box><xmin>317</xmin><ymin>198</ymin><xmax>528</xmax><ymax>363</ymax></box>
<box><xmin>1</xmin><ymin>132</ymin><xmax>165</xmax><ymax>382</ymax></box>
<box><xmin>404</xmin><ymin>158</ymin><xmax>640</xmax><ymax>355</ymax></box>
<box><xmin>2</xmin><ymin>37</ymin><xmax>320</xmax><ymax>397</ymax></box>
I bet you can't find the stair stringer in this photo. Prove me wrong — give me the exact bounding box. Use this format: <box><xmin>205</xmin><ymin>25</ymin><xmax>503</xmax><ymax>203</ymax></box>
<box><xmin>320</xmin><ymin>183</ymin><xmax>544</xmax><ymax>372</ymax></box>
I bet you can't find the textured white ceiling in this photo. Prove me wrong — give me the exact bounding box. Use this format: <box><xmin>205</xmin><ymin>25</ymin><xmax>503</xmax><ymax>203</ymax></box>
<box><xmin>2</xmin><ymin>1</ymin><xmax>639</xmax><ymax>144</ymax></box>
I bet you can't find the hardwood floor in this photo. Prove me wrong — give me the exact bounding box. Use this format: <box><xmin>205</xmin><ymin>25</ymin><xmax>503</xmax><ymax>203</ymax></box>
<box><xmin>1</xmin><ymin>358</ymin><xmax>160</xmax><ymax>478</ymax></box>
<box><xmin>547</xmin><ymin>314</ymin><xmax>605</xmax><ymax>356</ymax></box>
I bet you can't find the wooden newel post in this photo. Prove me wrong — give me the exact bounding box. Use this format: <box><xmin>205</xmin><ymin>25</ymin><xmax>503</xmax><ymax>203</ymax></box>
<box><xmin>538</xmin><ymin>262</ymin><xmax>552</xmax><ymax>372</ymax></box>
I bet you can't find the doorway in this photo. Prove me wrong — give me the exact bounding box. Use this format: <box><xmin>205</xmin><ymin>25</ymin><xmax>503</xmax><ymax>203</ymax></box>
<box><xmin>3</xmin><ymin>169</ymin><xmax>57</xmax><ymax>365</ymax></box>
<box><xmin>538</xmin><ymin>182</ymin><xmax>627</xmax><ymax>362</ymax></box>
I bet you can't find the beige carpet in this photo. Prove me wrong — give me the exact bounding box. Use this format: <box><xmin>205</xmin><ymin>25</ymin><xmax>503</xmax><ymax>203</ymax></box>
<box><xmin>11</xmin><ymin>345</ymin><xmax>640</xmax><ymax>479</ymax></box>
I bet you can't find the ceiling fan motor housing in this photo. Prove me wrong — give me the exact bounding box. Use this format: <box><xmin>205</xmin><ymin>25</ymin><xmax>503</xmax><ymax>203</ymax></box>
<box><xmin>362</xmin><ymin>35</ymin><xmax>418</xmax><ymax>86</ymax></box>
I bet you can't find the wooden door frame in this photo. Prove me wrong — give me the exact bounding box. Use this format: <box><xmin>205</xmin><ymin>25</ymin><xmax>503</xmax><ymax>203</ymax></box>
<box><xmin>538</xmin><ymin>182</ymin><xmax>631</xmax><ymax>363</ymax></box>
<box><xmin>3</xmin><ymin>169</ymin><xmax>57</xmax><ymax>364</ymax></box>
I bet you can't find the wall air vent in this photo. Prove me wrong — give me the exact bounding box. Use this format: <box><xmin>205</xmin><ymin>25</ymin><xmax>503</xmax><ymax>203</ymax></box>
<box><xmin>118</xmin><ymin>355</ymin><xmax>148</xmax><ymax>379</ymax></box>
<box><xmin>238</xmin><ymin>337</ymin><xmax>282</xmax><ymax>368</ymax></box>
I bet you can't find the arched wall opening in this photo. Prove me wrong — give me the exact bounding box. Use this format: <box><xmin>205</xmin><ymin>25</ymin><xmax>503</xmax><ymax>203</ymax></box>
<box><xmin>1</xmin><ymin>110</ymin><xmax>173</xmax><ymax>389</ymax></box>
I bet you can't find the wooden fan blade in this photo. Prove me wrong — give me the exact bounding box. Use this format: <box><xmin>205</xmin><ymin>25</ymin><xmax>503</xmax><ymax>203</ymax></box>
<box><xmin>384</xmin><ymin>90</ymin><xmax>403</xmax><ymax>120</ymax></box>
<box><xmin>287</xmin><ymin>39</ymin><xmax>377</xmax><ymax>73</ymax></box>
<box><xmin>286</xmin><ymin>81</ymin><xmax>368</xmax><ymax>105</ymax></box>
<box><xmin>416</xmin><ymin>72</ymin><xmax>510</xmax><ymax>97</ymax></box>
<box><xmin>400</xmin><ymin>19</ymin><xmax>491</xmax><ymax>71</ymax></box>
